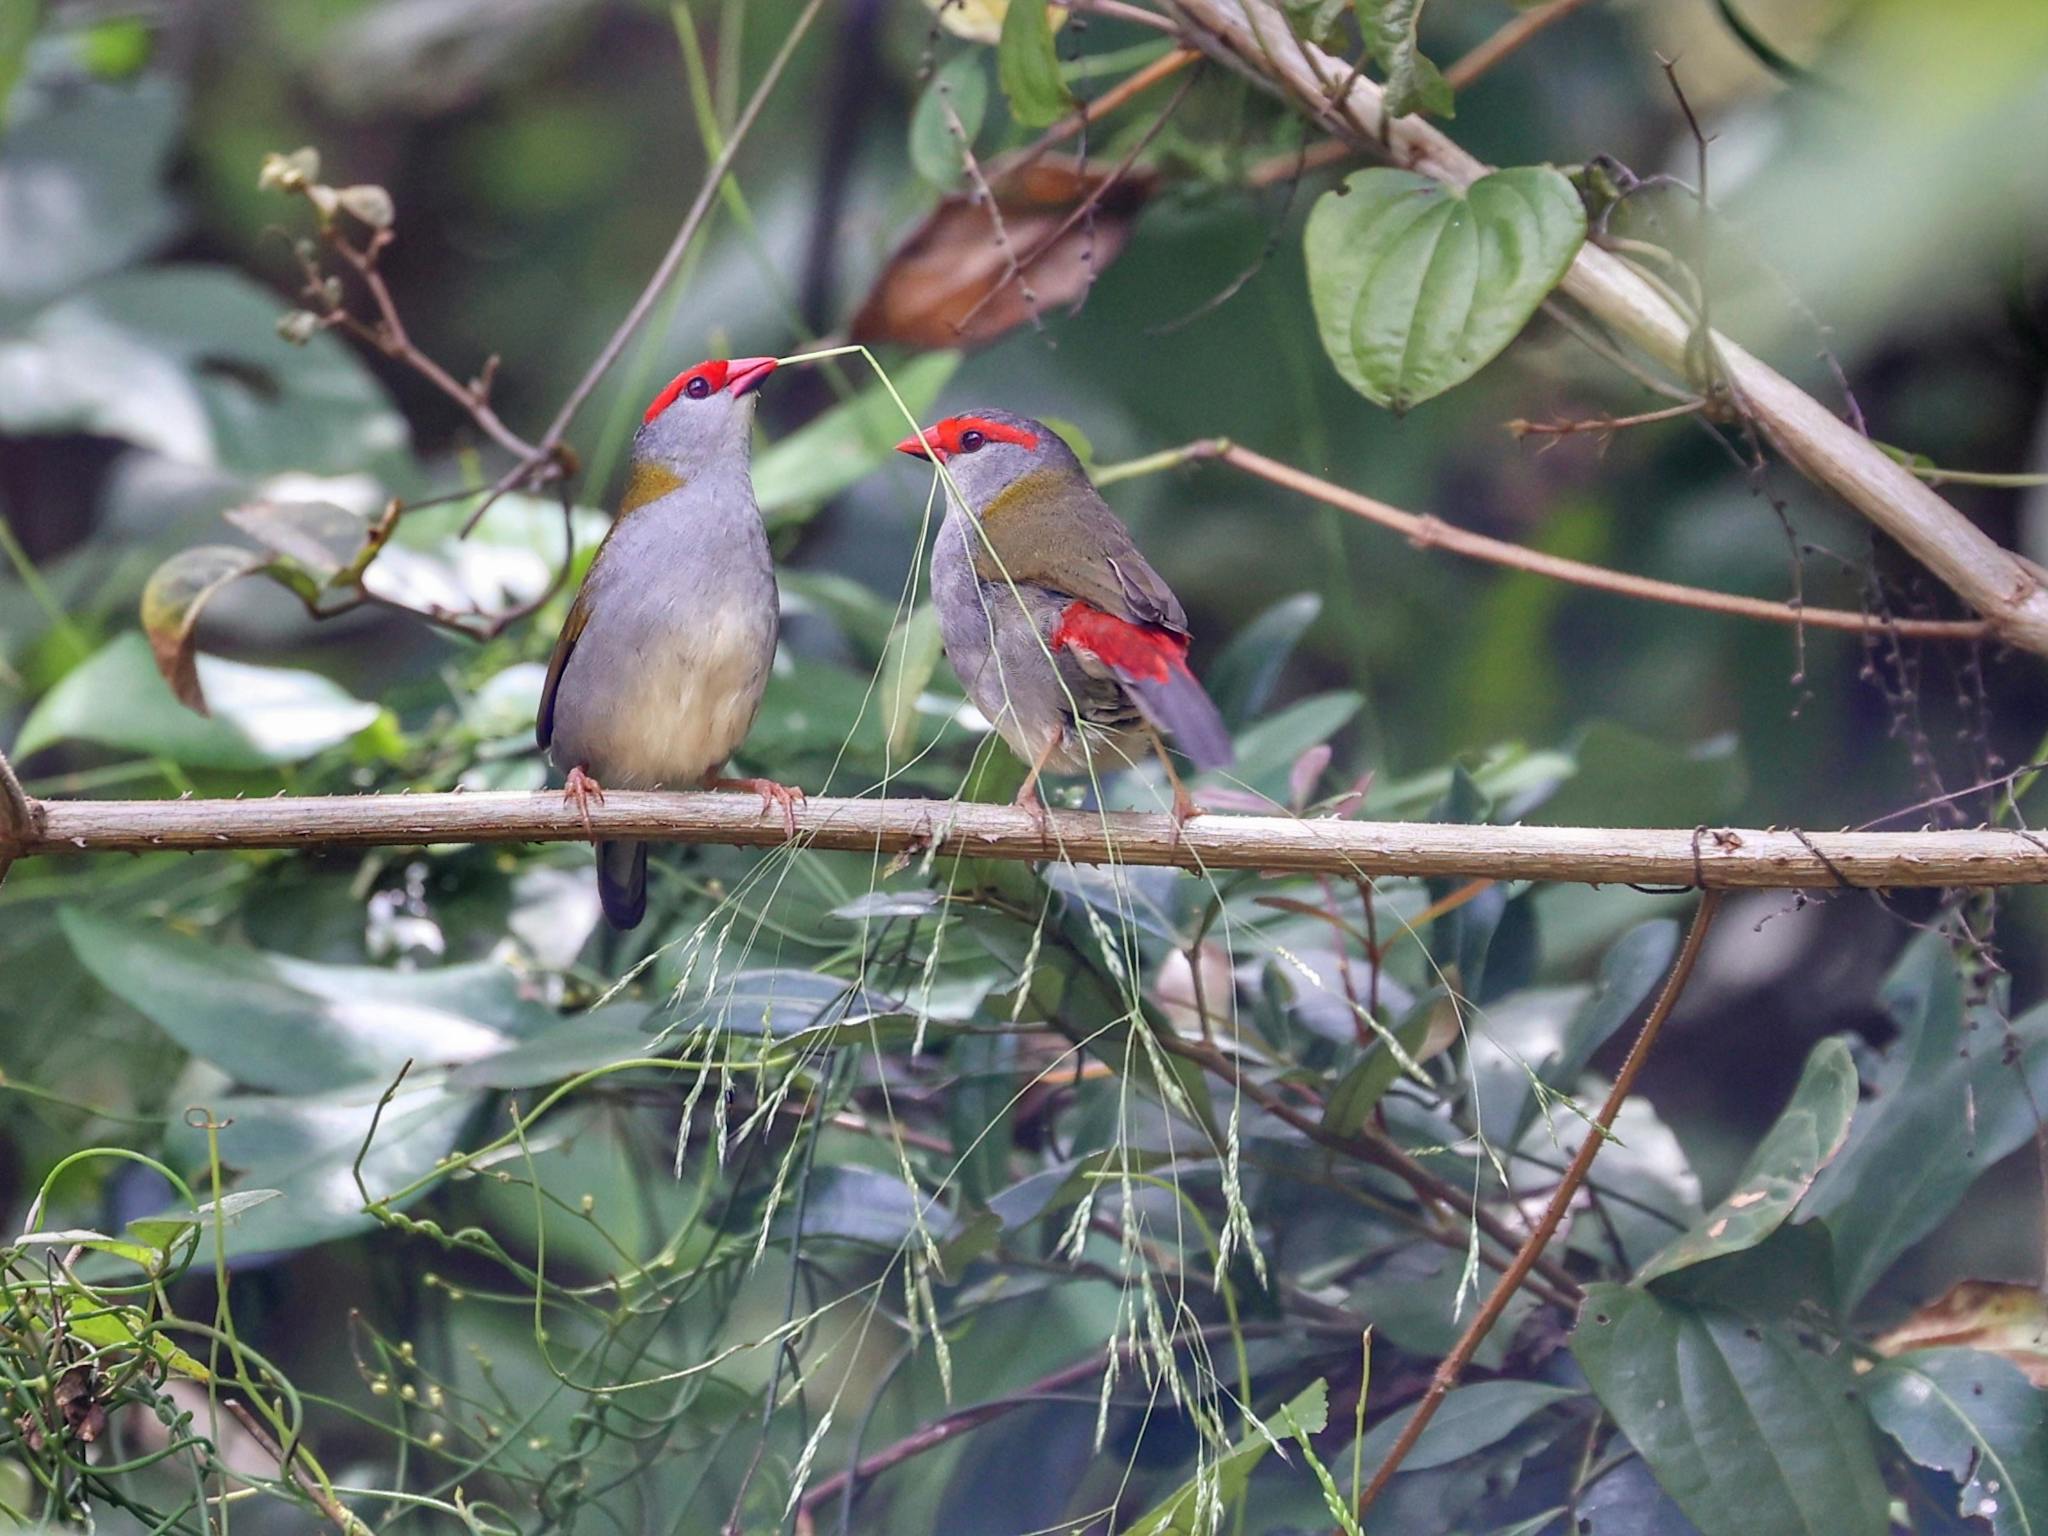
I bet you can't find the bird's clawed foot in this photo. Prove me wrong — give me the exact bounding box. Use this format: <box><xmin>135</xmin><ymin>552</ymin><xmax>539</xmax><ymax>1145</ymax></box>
<box><xmin>1014</xmin><ymin>782</ymin><xmax>1053</xmax><ymax>842</ymax></box>
<box><xmin>563</xmin><ymin>765</ymin><xmax>606</xmax><ymax>839</ymax></box>
<box><xmin>708</xmin><ymin>776</ymin><xmax>806</xmax><ymax>837</ymax></box>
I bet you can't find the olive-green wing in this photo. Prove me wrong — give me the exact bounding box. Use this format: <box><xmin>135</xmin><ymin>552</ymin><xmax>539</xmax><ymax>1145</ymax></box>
<box><xmin>969</xmin><ymin>468</ymin><xmax>1188</xmax><ymax>632</ymax></box>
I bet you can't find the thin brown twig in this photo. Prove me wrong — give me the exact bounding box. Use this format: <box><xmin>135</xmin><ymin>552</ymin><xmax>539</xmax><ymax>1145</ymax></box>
<box><xmin>1351</xmin><ymin>889</ymin><xmax>1723</xmax><ymax>1521</ymax></box>
<box><xmin>1443</xmin><ymin>0</ymin><xmax>1602</xmax><ymax>92</ymax></box>
<box><xmin>1204</xmin><ymin>440</ymin><xmax>1988</xmax><ymax>641</ymax></box>
<box><xmin>1507</xmin><ymin>399</ymin><xmax>1708</xmax><ymax>442</ymax></box>
<box><xmin>220</xmin><ymin>1399</ymin><xmax>362</xmax><ymax>1535</ymax></box>
<box><xmin>1004</xmin><ymin>44</ymin><xmax>1202</xmax><ymax>171</ymax></box>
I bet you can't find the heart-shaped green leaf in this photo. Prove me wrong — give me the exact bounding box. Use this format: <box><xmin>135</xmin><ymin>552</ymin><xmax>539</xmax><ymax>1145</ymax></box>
<box><xmin>1304</xmin><ymin>166</ymin><xmax>1585</xmax><ymax>411</ymax></box>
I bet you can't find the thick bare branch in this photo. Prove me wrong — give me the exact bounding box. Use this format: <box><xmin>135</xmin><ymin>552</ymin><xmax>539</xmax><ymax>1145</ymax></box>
<box><xmin>4</xmin><ymin>790</ymin><xmax>2046</xmax><ymax>888</ymax></box>
<box><xmin>1162</xmin><ymin>0</ymin><xmax>2048</xmax><ymax>656</ymax></box>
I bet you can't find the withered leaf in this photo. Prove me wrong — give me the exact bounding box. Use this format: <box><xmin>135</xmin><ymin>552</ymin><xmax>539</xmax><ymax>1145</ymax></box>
<box><xmin>851</xmin><ymin>157</ymin><xmax>1155</xmax><ymax>350</ymax></box>
<box><xmin>139</xmin><ymin>545</ymin><xmax>275</xmax><ymax>715</ymax></box>
<box><xmin>1872</xmin><ymin>1279</ymin><xmax>2048</xmax><ymax>1387</ymax></box>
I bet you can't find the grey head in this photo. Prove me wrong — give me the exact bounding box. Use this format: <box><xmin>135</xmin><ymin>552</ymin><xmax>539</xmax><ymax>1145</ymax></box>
<box><xmin>631</xmin><ymin>355</ymin><xmax>779</xmax><ymax>475</ymax></box>
<box><xmin>893</xmin><ymin>408</ymin><xmax>1085</xmax><ymax>511</ymax></box>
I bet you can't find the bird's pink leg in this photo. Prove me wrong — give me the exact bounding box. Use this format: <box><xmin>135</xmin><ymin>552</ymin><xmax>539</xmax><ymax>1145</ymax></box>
<box><xmin>1149</xmin><ymin>733</ymin><xmax>1204</xmax><ymax>831</ymax></box>
<box><xmin>1014</xmin><ymin>730</ymin><xmax>1063</xmax><ymax>840</ymax></box>
<box><xmin>563</xmin><ymin>765</ymin><xmax>606</xmax><ymax>840</ymax></box>
<box><xmin>706</xmin><ymin>774</ymin><xmax>806</xmax><ymax>837</ymax></box>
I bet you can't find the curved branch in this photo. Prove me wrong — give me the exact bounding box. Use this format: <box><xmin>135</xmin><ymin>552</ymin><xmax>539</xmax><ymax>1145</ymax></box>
<box><xmin>5</xmin><ymin>790</ymin><xmax>2047</xmax><ymax>888</ymax></box>
<box><xmin>1162</xmin><ymin>0</ymin><xmax>2048</xmax><ymax>656</ymax></box>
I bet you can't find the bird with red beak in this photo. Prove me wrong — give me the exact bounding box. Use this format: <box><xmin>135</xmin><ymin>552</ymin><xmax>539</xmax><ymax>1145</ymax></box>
<box><xmin>538</xmin><ymin>356</ymin><xmax>801</xmax><ymax>929</ymax></box>
<box><xmin>897</xmin><ymin>409</ymin><xmax>1232</xmax><ymax>821</ymax></box>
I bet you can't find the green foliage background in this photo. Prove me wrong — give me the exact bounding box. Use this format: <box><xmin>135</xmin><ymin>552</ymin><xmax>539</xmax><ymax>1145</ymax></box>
<box><xmin>2</xmin><ymin>1</ymin><xmax>2047</xmax><ymax>1533</ymax></box>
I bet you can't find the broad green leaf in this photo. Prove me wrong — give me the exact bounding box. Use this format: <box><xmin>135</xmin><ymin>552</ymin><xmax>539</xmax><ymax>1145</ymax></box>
<box><xmin>1304</xmin><ymin>167</ymin><xmax>1585</xmax><ymax>410</ymax></box>
<box><xmin>1205</xmin><ymin>593</ymin><xmax>1322</xmax><ymax>729</ymax></box>
<box><xmin>163</xmin><ymin>1084</ymin><xmax>481</xmax><ymax>1257</ymax></box>
<box><xmin>61</xmin><ymin>907</ymin><xmax>553</xmax><ymax>1093</ymax></box>
<box><xmin>1226</xmin><ymin>690</ymin><xmax>1363</xmax><ymax>799</ymax></box>
<box><xmin>138</xmin><ymin>545</ymin><xmax>274</xmax><ymax>713</ymax></box>
<box><xmin>1323</xmin><ymin>1003</ymin><xmax>1434</xmax><ymax>1136</ymax></box>
<box><xmin>0</xmin><ymin>265</ymin><xmax>408</xmax><ymax>473</ymax></box>
<box><xmin>1868</xmin><ymin>1349</ymin><xmax>2047</xmax><ymax>1536</ymax></box>
<box><xmin>1354</xmin><ymin>1380</ymin><xmax>1582</xmax><ymax>1473</ymax></box>
<box><xmin>755</xmin><ymin>351</ymin><xmax>960</xmax><ymax>519</ymax></box>
<box><xmin>1355</xmin><ymin>0</ymin><xmax>1452</xmax><ymax>118</ymax></box>
<box><xmin>911</xmin><ymin>52</ymin><xmax>989</xmax><ymax>185</ymax></box>
<box><xmin>1636</xmin><ymin>1037</ymin><xmax>1857</xmax><ymax>1284</ymax></box>
<box><xmin>947</xmin><ymin>1029</ymin><xmax>1019</xmax><ymax>1206</ymax></box>
<box><xmin>125</xmin><ymin>1190</ymin><xmax>285</xmax><ymax>1258</ymax></box>
<box><xmin>450</xmin><ymin>1013</ymin><xmax>662</xmax><ymax>1090</ymax></box>
<box><xmin>1572</xmin><ymin>1285</ymin><xmax>1889</xmax><ymax>1536</ymax></box>
<box><xmin>997</xmin><ymin>0</ymin><xmax>1073</xmax><ymax>128</ymax></box>
<box><xmin>1805</xmin><ymin>939</ymin><xmax>2048</xmax><ymax>1310</ymax></box>
<box><xmin>1121</xmin><ymin>1378</ymin><xmax>1329</xmax><ymax>1535</ymax></box>
<box><xmin>224</xmin><ymin>499</ymin><xmax>372</xmax><ymax>585</ymax></box>
<box><xmin>16</xmin><ymin>632</ymin><xmax>380</xmax><ymax>769</ymax></box>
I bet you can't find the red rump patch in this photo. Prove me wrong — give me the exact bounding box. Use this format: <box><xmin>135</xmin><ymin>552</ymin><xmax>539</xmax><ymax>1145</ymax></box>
<box><xmin>896</xmin><ymin>415</ymin><xmax>1041</xmax><ymax>460</ymax></box>
<box><xmin>1050</xmin><ymin>602</ymin><xmax>1187</xmax><ymax>683</ymax></box>
<box><xmin>644</xmin><ymin>360</ymin><xmax>731</xmax><ymax>423</ymax></box>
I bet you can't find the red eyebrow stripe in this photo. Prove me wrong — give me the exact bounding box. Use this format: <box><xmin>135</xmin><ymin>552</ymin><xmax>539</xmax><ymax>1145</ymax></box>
<box><xmin>933</xmin><ymin>415</ymin><xmax>1039</xmax><ymax>453</ymax></box>
<box><xmin>644</xmin><ymin>360</ymin><xmax>731</xmax><ymax>423</ymax></box>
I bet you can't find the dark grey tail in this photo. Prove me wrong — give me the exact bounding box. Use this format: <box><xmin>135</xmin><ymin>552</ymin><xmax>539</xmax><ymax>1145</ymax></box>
<box><xmin>597</xmin><ymin>839</ymin><xmax>648</xmax><ymax>930</ymax></box>
<box><xmin>1129</xmin><ymin>665</ymin><xmax>1234</xmax><ymax>771</ymax></box>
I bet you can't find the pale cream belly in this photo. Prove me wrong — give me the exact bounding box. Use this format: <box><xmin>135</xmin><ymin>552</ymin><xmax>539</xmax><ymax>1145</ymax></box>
<box><xmin>580</xmin><ymin>617</ymin><xmax>772</xmax><ymax>789</ymax></box>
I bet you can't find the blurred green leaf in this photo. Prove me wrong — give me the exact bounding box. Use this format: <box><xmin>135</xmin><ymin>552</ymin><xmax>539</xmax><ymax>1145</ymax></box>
<box><xmin>1636</xmin><ymin>1037</ymin><xmax>1856</xmax><ymax>1285</ymax></box>
<box><xmin>996</xmin><ymin>0</ymin><xmax>1072</xmax><ymax>128</ymax></box>
<box><xmin>166</xmin><ymin>1083</ymin><xmax>481</xmax><ymax>1257</ymax></box>
<box><xmin>1304</xmin><ymin>167</ymin><xmax>1584</xmax><ymax>410</ymax></box>
<box><xmin>223</xmin><ymin>499</ymin><xmax>371</xmax><ymax>585</ymax></box>
<box><xmin>911</xmin><ymin>52</ymin><xmax>989</xmax><ymax>186</ymax></box>
<box><xmin>785</xmin><ymin>1165</ymin><xmax>961</xmax><ymax>1247</ymax></box>
<box><xmin>1205</xmin><ymin>592</ymin><xmax>1321</xmax><ymax>730</ymax></box>
<box><xmin>875</xmin><ymin>601</ymin><xmax>945</xmax><ymax>759</ymax></box>
<box><xmin>1353</xmin><ymin>0</ymin><xmax>1452</xmax><ymax>117</ymax></box>
<box><xmin>755</xmin><ymin>351</ymin><xmax>960</xmax><ymax>520</ymax></box>
<box><xmin>1528</xmin><ymin>723</ymin><xmax>1745</xmax><ymax>828</ymax></box>
<box><xmin>1572</xmin><ymin>1285</ymin><xmax>1889</xmax><ymax>1536</ymax></box>
<box><xmin>61</xmin><ymin>906</ymin><xmax>553</xmax><ymax>1093</ymax></box>
<box><xmin>1354</xmin><ymin>1380</ymin><xmax>1581</xmax><ymax>1473</ymax></box>
<box><xmin>1867</xmin><ymin>1349</ymin><xmax>2048</xmax><ymax>1536</ymax></box>
<box><xmin>0</xmin><ymin>75</ymin><xmax>178</xmax><ymax>305</ymax></box>
<box><xmin>0</xmin><ymin>0</ymin><xmax>38</xmax><ymax>126</ymax></box>
<box><xmin>16</xmin><ymin>632</ymin><xmax>379</xmax><ymax>769</ymax></box>
<box><xmin>0</xmin><ymin>265</ymin><xmax>408</xmax><ymax>473</ymax></box>
<box><xmin>79</xmin><ymin>18</ymin><xmax>151</xmax><ymax>78</ymax></box>
<box><xmin>1225</xmin><ymin>690</ymin><xmax>1362</xmax><ymax>799</ymax></box>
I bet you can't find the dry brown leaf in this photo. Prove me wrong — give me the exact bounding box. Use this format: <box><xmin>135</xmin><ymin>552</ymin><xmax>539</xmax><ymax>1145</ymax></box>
<box><xmin>850</xmin><ymin>157</ymin><xmax>1156</xmax><ymax>350</ymax></box>
<box><xmin>1871</xmin><ymin>1279</ymin><xmax>2048</xmax><ymax>1386</ymax></box>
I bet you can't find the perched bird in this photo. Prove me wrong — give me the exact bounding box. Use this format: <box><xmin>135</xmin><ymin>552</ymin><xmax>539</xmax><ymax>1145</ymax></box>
<box><xmin>538</xmin><ymin>356</ymin><xmax>800</xmax><ymax>929</ymax></box>
<box><xmin>897</xmin><ymin>409</ymin><xmax>1231</xmax><ymax>820</ymax></box>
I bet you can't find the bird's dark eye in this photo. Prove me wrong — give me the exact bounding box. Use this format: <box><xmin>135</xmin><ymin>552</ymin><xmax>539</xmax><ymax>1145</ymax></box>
<box><xmin>684</xmin><ymin>376</ymin><xmax>713</xmax><ymax>400</ymax></box>
<box><xmin>960</xmin><ymin>429</ymin><xmax>986</xmax><ymax>453</ymax></box>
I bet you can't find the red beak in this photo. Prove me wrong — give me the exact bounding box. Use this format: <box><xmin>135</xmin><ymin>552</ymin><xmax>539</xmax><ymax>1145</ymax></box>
<box><xmin>895</xmin><ymin>432</ymin><xmax>941</xmax><ymax>461</ymax></box>
<box><xmin>727</xmin><ymin>356</ymin><xmax>778</xmax><ymax>397</ymax></box>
